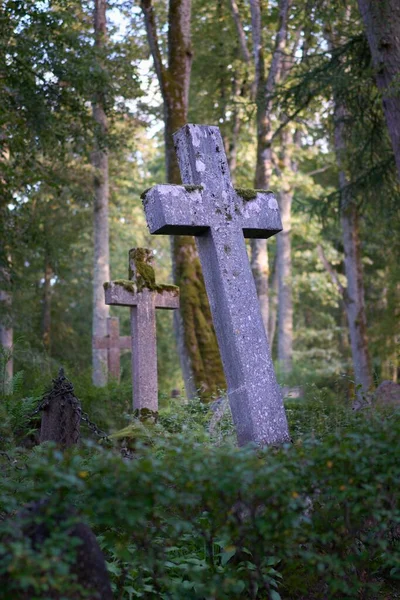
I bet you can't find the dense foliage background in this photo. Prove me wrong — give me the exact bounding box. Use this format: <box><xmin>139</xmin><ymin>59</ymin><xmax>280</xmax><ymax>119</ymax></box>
<box><xmin>0</xmin><ymin>0</ymin><xmax>398</xmax><ymax>398</ymax></box>
<box><xmin>0</xmin><ymin>0</ymin><xmax>399</xmax><ymax>598</ymax></box>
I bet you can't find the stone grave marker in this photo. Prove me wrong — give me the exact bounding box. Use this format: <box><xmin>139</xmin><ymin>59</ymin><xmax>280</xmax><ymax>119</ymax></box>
<box><xmin>104</xmin><ymin>248</ymin><xmax>179</xmax><ymax>415</ymax></box>
<box><xmin>93</xmin><ymin>316</ymin><xmax>130</xmax><ymax>382</ymax></box>
<box><xmin>39</xmin><ymin>368</ymin><xmax>81</xmax><ymax>447</ymax></box>
<box><xmin>142</xmin><ymin>124</ymin><xmax>290</xmax><ymax>446</ymax></box>
<box><xmin>1</xmin><ymin>498</ymin><xmax>113</xmax><ymax>599</ymax></box>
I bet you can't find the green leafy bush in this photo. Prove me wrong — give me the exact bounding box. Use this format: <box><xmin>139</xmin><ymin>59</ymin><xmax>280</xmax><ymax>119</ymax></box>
<box><xmin>1</xmin><ymin>408</ymin><xmax>399</xmax><ymax>599</ymax></box>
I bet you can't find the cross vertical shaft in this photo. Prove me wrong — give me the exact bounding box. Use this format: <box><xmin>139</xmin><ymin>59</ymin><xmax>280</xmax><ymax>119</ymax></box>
<box><xmin>104</xmin><ymin>248</ymin><xmax>179</xmax><ymax>415</ymax></box>
<box><xmin>130</xmin><ymin>294</ymin><xmax>158</xmax><ymax>413</ymax></box>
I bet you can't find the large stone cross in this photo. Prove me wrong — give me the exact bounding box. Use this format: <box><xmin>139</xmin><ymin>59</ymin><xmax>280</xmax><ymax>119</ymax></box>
<box><xmin>142</xmin><ymin>124</ymin><xmax>290</xmax><ymax>445</ymax></box>
<box><xmin>104</xmin><ymin>248</ymin><xmax>179</xmax><ymax>415</ymax></box>
<box><xmin>93</xmin><ymin>317</ymin><xmax>130</xmax><ymax>383</ymax></box>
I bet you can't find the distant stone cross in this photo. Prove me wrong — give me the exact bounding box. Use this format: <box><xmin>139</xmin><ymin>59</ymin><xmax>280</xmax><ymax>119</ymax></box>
<box><xmin>93</xmin><ymin>317</ymin><xmax>130</xmax><ymax>382</ymax></box>
<box><xmin>142</xmin><ymin>124</ymin><xmax>290</xmax><ymax>445</ymax></box>
<box><xmin>104</xmin><ymin>248</ymin><xmax>179</xmax><ymax>415</ymax></box>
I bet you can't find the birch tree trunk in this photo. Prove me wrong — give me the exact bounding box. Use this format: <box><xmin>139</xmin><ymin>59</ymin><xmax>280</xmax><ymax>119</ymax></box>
<box><xmin>268</xmin><ymin>254</ymin><xmax>278</xmax><ymax>349</ymax></box>
<box><xmin>92</xmin><ymin>0</ymin><xmax>110</xmax><ymax>386</ymax></box>
<box><xmin>0</xmin><ymin>146</ymin><xmax>13</xmax><ymax>390</ymax></box>
<box><xmin>42</xmin><ymin>255</ymin><xmax>53</xmax><ymax>354</ymax></box>
<box><xmin>0</xmin><ymin>261</ymin><xmax>12</xmax><ymax>392</ymax></box>
<box><xmin>141</xmin><ymin>0</ymin><xmax>225</xmax><ymax>399</ymax></box>
<box><xmin>357</xmin><ymin>0</ymin><xmax>400</xmax><ymax>179</ymax></box>
<box><xmin>333</xmin><ymin>101</ymin><xmax>373</xmax><ymax>394</ymax></box>
<box><xmin>277</xmin><ymin>128</ymin><xmax>293</xmax><ymax>374</ymax></box>
<box><xmin>249</xmin><ymin>0</ymin><xmax>291</xmax><ymax>334</ymax></box>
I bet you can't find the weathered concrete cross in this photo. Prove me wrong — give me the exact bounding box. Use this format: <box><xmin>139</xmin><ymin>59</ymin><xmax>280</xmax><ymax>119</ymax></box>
<box><xmin>142</xmin><ymin>124</ymin><xmax>290</xmax><ymax>445</ymax></box>
<box><xmin>93</xmin><ymin>317</ymin><xmax>130</xmax><ymax>383</ymax></box>
<box><xmin>104</xmin><ymin>248</ymin><xmax>179</xmax><ymax>415</ymax></box>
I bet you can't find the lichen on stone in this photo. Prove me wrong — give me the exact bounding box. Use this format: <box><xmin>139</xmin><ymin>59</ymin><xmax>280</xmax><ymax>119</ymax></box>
<box><xmin>156</xmin><ymin>284</ymin><xmax>179</xmax><ymax>295</ymax></box>
<box><xmin>235</xmin><ymin>187</ymin><xmax>273</xmax><ymax>201</ymax></box>
<box><xmin>183</xmin><ymin>184</ymin><xmax>203</xmax><ymax>193</ymax></box>
<box><xmin>140</xmin><ymin>188</ymin><xmax>151</xmax><ymax>201</ymax></box>
<box><xmin>134</xmin><ymin>407</ymin><xmax>158</xmax><ymax>423</ymax></box>
<box><xmin>110</xmin><ymin>279</ymin><xmax>137</xmax><ymax>293</ymax></box>
<box><xmin>128</xmin><ymin>248</ymin><xmax>179</xmax><ymax>294</ymax></box>
<box><xmin>129</xmin><ymin>248</ymin><xmax>156</xmax><ymax>290</ymax></box>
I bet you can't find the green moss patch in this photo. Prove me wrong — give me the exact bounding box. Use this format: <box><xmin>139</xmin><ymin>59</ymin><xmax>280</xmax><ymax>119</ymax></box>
<box><xmin>140</xmin><ymin>188</ymin><xmax>151</xmax><ymax>201</ymax></box>
<box><xmin>235</xmin><ymin>187</ymin><xmax>273</xmax><ymax>201</ymax></box>
<box><xmin>183</xmin><ymin>184</ymin><xmax>203</xmax><ymax>193</ymax></box>
<box><xmin>109</xmin><ymin>279</ymin><xmax>137</xmax><ymax>293</ymax></box>
<box><xmin>129</xmin><ymin>248</ymin><xmax>156</xmax><ymax>290</ymax></box>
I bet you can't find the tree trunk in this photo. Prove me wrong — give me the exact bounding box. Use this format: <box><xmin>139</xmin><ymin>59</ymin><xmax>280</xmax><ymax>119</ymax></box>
<box><xmin>227</xmin><ymin>73</ymin><xmax>242</xmax><ymax>181</ymax></box>
<box><xmin>92</xmin><ymin>0</ymin><xmax>110</xmax><ymax>387</ymax></box>
<box><xmin>268</xmin><ymin>254</ymin><xmax>278</xmax><ymax>350</ymax></box>
<box><xmin>357</xmin><ymin>0</ymin><xmax>400</xmax><ymax>179</ymax></box>
<box><xmin>249</xmin><ymin>0</ymin><xmax>291</xmax><ymax>334</ymax></box>
<box><xmin>277</xmin><ymin>128</ymin><xmax>293</xmax><ymax>374</ymax></box>
<box><xmin>229</xmin><ymin>0</ymin><xmax>251</xmax><ymax>63</ymax></box>
<box><xmin>141</xmin><ymin>0</ymin><xmax>225</xmax><ymax>399</ymax></box>
<box><xmin>333</xmin><ymin>101</ymin><xmax>373</xmax><ymax>394</ymax></box>
<box><xmin>42</xmin><ymin>256</ymin><xmax>53</xmax><ymax>354</ymax></box>
<box><xmin>0</xmin><ymin>261</ymin><xmax>12</xmax><ymax>393</ymax></box>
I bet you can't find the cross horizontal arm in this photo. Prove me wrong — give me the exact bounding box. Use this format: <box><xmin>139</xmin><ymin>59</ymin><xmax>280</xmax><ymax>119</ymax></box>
<box><xmin>92</xmin><ymin>335</ymin><xmax>130</xmax><ymax>350</ymax></box>
<box><xmin>142</xmin><ymin>184</ymin><xmax>209</xmax><ymax>235</ymax></box>
<box><xmin>104</xmin><ymin>281</ymin><xmax>139</xmax><ymax>306</ymax></box>
<box><xmin>104</xmin><ymin>281</ymin><xmax>179</xmax><ymax>309</ymax></box>
<box><xmin>235</xmin><ymin>189</ymin><xmax>283</xmax><ymax>239</ymax></box>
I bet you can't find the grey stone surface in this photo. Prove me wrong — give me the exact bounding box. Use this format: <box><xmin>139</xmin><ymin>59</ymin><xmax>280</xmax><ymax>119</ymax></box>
<box><xmin>142</xmin><ymin>124</ymin><xmax>290</xmax><ymax>446</ymax></box>
<box><xmin>93</xmin><ymin>316</ymin><xmax>130</xmax><ymax>382</ymax></box>
<box><xmin>104</xmin><ymin>248</ymin><xmax>179</xmax><ymax>414</ymax></box>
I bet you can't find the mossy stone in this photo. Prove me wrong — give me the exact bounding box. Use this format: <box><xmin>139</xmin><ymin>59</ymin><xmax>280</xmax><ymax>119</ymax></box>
<box><xmin>235</xmin><ymin>187</ymin><xmax>273</xmax><ymax>202</ymax></box>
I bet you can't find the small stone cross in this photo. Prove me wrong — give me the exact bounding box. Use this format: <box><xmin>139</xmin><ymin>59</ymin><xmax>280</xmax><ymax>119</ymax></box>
<box><xmin>142</xmin><ymin>124</ymin><xmax>290</xmax><ymax>446</ymax></box>
<box><xmin>104</xmin><ymin>248</ymin><xmax>179</xmax><ymax>415</ymax></box>
<box><xmin>93</xmin><ymin>317</ymin><xmax>130</xmax><ymax>382</ymax></box>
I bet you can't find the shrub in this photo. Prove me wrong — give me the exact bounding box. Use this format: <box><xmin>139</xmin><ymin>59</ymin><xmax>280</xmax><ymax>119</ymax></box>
<box><xmin>0</xmin><ymin>407</ymin><xmax>399</xmax><ymax>599</ymax></box>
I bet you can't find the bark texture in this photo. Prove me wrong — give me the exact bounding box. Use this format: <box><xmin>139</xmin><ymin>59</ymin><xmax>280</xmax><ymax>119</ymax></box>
<box><xmin>0</xmin><ymin>261</ymin><xmax>12</xmax><ymax>391</ymax></box>
<box><xmin>229</xmin><ymin>0</ymin><xmax>251</xmax><ymax>63</ymax></box>
<box><xmin>331</xmin><ymin>100</ymin><xmax>373</xmax><ymax>394</ymax></box>
<box><xmin>277</xmin><ymin>128</ymin><xmax>293</xmax><ymax>374</ymax></box>
<box><xmin>92</xmin><ymin>0</ymin><xmax>110</xmax><ymax>386</ymax></box>
<box><xmin>42</xmin><ymin>256</ymin><xmax>53</xmax><ymax>354</ymax></box>
<box><xmin>141</xmin><ymin>0</ymin><xmax>225</xmax><ymax>398</ymax></box>
<box><xmin>324</xmin><ymin>23</ymin><xmax>373</xmax><ymax>395</ymax></box>
<box><xmin>249</xmin><ymin>0</ymin><xmax>291</xmax><ymax>334</ymax></box>
<box><xmin>268</xmin><ymin>254</ymin><xmax>279</xmax><ymax>350</ymax></box>
<box><xmin>357</xmin><ymin>0</ymin><xmax>400</xmax><ymax>179</ymax></box>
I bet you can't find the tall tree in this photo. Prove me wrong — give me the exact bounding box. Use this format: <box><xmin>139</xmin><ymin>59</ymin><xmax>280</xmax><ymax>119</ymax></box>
<box><xmin>249</xmin><ymin>0</ymin><xmax>291</xmax><ymax>335</ymax></box>
<box><xmin>92</xmin><ymin>0</ymin><xmax>110</xmax><ymax>386</ymax></box>
<box><xmin>321</xmin><ymin>16</ymin><xmax>373</xmax><ymax>395</ymax></box>
<box><xmin>140</xmin><ymin>0</ymin><xmax>225</xmax><ymax>399</ymax></box>
<box><xmin>0</xmin><ymin>256</ymin><xmax>12</xmax><ymax>390</ymax></box>
<box><xmin>276</xmin><ymin>127</ymin><xmax>294</xmax><ymax>373</ymax></box>
<box><xmin>357</xmin><ymin>0</ymin><xmax>400</xmax><ymax>179</ymax></box>
<box><xmin>329</xmin><ymin>96</ymin><xmax>372</xmax><ymax>394</ymax></box>
<box><xmin>42</xmin><ymin>248</ymin><xmax>53</xmax><ymax>354</ymax></box>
